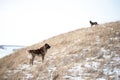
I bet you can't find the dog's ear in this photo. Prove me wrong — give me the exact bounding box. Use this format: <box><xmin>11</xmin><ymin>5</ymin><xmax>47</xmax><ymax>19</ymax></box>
<box><xmin>45</xmin><ymin>43</ymin><xmax>51</xmax><ymax>49</ymax></box>
<box><xmin>89</xmin><ymin>20</ymin><xmax>91</xmax><ymax>22</ymax></box>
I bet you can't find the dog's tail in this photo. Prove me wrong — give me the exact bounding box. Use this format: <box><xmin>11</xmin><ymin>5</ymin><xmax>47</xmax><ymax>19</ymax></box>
<box><xmin>26</xmin><ymin>50</ymin><xmax>32</xmax><ymax>59</ymax></box>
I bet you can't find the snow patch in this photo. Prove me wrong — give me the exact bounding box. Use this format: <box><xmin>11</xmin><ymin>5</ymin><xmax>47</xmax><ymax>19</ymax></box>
<box><xmin>25</xmin><ymin>73</ymin><xmax>33</xmax><ymax>79</ymax></box>
<box><xmin>17</xmin><ymin>64</ymin><xmax>31</xmax><ymax>71</ymax></box>
<box><xmin>47</xmin><ymin>66</ymin><xmax>57</xmax><ymax>80</ymax></box>
<box><xmin>68</xmin><ymin>65</ymin><xmax>83</xmax><ymax>73</ymax></box>
<box><xmin>63</xmin><ymin>75</ymin><xmax>83</xmax><ymax>80</ymax></box>
<box><xmin>0</xmin><ymin>45</ymin><xmax>24</xmax><ymax>58</ymax></box>
<box><xmin>96</xmin><ymin>77</ymin><xmax>106</xmax><ymax>80</ymax></box>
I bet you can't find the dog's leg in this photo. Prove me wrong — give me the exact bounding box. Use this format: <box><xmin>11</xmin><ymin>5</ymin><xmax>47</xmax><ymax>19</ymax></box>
<box><xmin>30</xmin><ymin>59</ymin><xmax>32</xmax><ymax>65</ymax></box>
<box><xmin>42</xmin><ymin>54</ymin><xmax>45</xmax><ymax>63</ymax></box>
<box><xmin>28</xmin><ymin>53</ymin><xmax>33</xmax><ymax>65</ymax></box>
<box><xmin>90</xmin><ymin>23</ymin><xmax>93</xmax><ymax>27</ymax></box>
<box><xmin>91</xmin><ymin>24</ymin><xmax>93</xmax><ymax>27</ymax></box>
<box><xmin>31</xmin><ymin>55</ymin><xmax>35</xmax><ymax>65</ymax></box>
<box><xmin>29</xmin><ymin>53</ymin><xmax>35</xmax><ymax>65</ymax></box>
<box><xmin>27</xmin><ymin>51</ymin><xmax>32</xmax><ymax>65</ymax></box>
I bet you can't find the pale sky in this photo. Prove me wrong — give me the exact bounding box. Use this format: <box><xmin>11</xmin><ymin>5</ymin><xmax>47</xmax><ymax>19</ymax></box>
<box><xmin>0</xmin><ymin>0</ymin><xmax>120</xmax><ymax>46</ymax></box>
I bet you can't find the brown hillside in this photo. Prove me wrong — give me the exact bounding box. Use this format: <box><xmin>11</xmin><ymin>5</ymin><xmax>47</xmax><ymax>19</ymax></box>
<box><xmin>0</xmin><ymin>21</ymin><xmax>120</xmax><ymax>80</ymax></box>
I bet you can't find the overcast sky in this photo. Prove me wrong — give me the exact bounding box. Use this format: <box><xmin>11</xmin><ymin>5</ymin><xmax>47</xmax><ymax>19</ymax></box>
<box><xmin>0</xmin><ymin>0</ymin><xmax>120</xmax><ymax>46</ymax></box>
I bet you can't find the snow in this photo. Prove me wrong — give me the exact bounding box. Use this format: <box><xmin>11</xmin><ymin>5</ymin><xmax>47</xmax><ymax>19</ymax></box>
<box><xmin>63</xmin><ymin>75</ymin><xmax>83</xmax><ymax>80</ymax></box>
<box><xmin>96</xmin><ymin>78</ymin><xmax>106</xmax><ymax>80</ymax></box>
<box><xmin>0</xmin><ymin>45</ymin><xmax>24</xmax><ymax>58</ymax></box>
<box><xmin>17</xmin><ymin>64</ymin><xmax>31</xmax><ymax>71</ymax></box>
<box><xmin>100</xmin><ymin>47</ymin><xmax>108</xmax><ymax>54</ymax></box>
<box><xmin>95</xmin><ymin>36</ymin><xmax>101</xmax><ymax>44</ymax></box>
<box><xmin>48</xmin><ymin>66</ymin><xmax>56</xmax><ymax>73</ymax></box>
<box><xmin>3</xmin><ymin>33</ymin><xmax>120</xmax><ymax>80</ymax></box>
<box><xmin>25</xmin><ymin>73</ymin><xmax>33</xmax><ymax>79</ymax></box>
<box><xmin>84</xmin><ymin>62</ymin><xmax>91</xmax><ymax>68</ymax></box>
<box><xmin>91</xmin><ymin>61</ymin><xmax>100</xmax><ymax>70</ymax></box>
<box><xmin>63</xmin><ymin>65</ymin><xmax>84</xmax><ymax>80</ymax></box>
<box><xmin>63</xmin><ymin>75</ymin><xmax>73</xmax><ymax>79</ymax></box>
<box><xmin>47</xmin><ymin>66</ymin><xmax>57</xmax><ymax>80</ymax></box>
<box><xmin>62</xmin><ymin>45</ymin><xmax>120</xmax><ymax>80</ymax></box>
<box><xmin>68</xmin><ymin>65</ymin><xmax>82</xmax><ymax>73</ymax></box>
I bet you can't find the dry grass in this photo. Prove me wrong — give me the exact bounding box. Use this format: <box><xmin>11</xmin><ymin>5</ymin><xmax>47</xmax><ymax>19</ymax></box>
<box><xmin>0</xmin><ymin>21</ymin><xmax>120</xmax><ymax>80</ymax></box>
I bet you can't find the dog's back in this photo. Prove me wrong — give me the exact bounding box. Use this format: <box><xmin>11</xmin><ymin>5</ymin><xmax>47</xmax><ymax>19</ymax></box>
<box><xmin>28</xmin><ymin>49</ymin><xmax>41</xmax><ymax>56</ymax></box>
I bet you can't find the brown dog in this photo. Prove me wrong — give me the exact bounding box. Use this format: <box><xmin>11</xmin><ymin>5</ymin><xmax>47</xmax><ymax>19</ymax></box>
<box><xmin>90</xmin><ymin>20</ymin><xmax>98</xmax><ymax>27</ymax></box>
<box><xmin>27</xmin><ymin>43</ymin><xmax>51</xmax><ymax>65</ymax></box>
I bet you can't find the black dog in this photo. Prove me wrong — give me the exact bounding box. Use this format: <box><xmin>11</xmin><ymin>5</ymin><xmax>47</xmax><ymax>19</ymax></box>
<box><xmin>28</xmin><ymin>43</ymin><xmax>51</xmax><ymax>65</ymax></box>
<box><xmin>90</xmin><ymin>20</ymin><xmax>98</xmax><ymax>27</ymax></box>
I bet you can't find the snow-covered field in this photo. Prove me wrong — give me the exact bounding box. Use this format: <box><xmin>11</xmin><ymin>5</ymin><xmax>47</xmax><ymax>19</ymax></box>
<box><xmin>62</xmin><ymin>48</ymin><xmax>120</xmax><ymax>80</ymax></box>
<box><xmin>1</xmin><ymin>21</ymin><xmax>120</xmax><ymax>80</ymax></box>
<box><xmin>4</xmin><ymin>45</ymin><xmax>120</xmax><ymax>80</ymax></box>
<box><xmin>0</xmin><ymin>45</ymin><xmax>24</xmax><ymax>58</ymax></box>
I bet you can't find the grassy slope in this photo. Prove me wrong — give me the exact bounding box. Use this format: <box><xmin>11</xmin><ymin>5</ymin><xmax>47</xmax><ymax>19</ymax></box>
<box><xmin>0</xmin><ymin>21</ymin><xmax>120</xmax><ymax>80</ymax></box>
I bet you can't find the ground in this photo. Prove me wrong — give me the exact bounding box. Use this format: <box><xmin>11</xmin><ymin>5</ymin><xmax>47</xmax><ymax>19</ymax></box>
<box><xmin>0</xmin><ymin>21</ymin><xmax>120</xmax><ymax>80</ymax></box>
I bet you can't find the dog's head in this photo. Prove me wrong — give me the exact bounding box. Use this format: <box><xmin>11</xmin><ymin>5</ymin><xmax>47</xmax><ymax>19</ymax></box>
<box><xmin>45</xmin><ymin>43</ymin><xmax>51</xmax><ymax>49</ymax></box>
<box><xmin>89</xmin><ymin>20</ymin><xmax>92</xmax><ymax>23</ymax></box>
